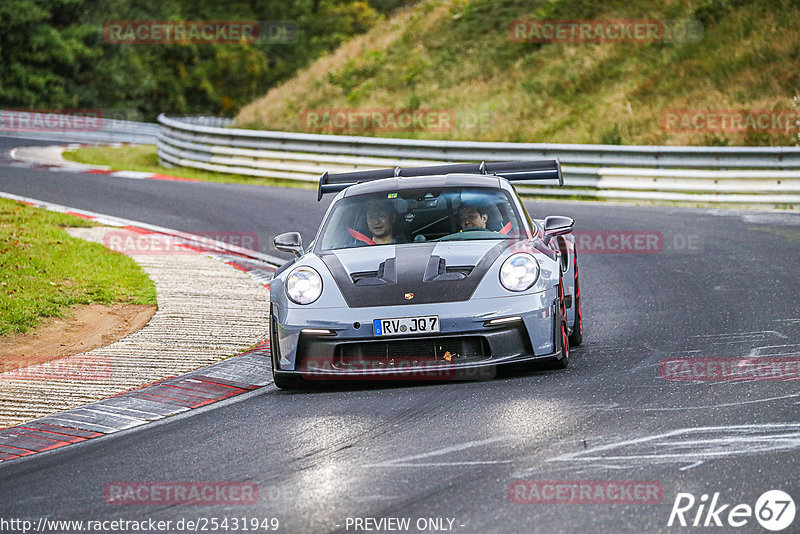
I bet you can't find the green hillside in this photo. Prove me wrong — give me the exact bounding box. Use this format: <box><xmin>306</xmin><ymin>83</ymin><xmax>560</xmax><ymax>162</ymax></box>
<box><xmin>235</xmin><ymin>0</ymin><xmax>800</xmax><ymax>146</ymax></box>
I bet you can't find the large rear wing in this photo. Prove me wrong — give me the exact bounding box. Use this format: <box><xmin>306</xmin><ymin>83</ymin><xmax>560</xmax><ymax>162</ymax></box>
<box><xmin>317</xmin><ymin>159</ymin><xmax>562</xmax><ymax>200</ymax></box>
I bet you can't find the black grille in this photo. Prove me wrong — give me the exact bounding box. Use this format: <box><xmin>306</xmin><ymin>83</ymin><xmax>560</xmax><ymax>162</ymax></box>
<box><xmin>333</xmin><ymin>336</ymin><xmax>489</xmax><ymax>368</ymax></box>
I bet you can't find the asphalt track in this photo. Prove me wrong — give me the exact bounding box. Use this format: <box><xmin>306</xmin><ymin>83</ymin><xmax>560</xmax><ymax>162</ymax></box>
<box><xmin>2</xmin><ymin>137</ymin><xmax>800</xmax><ymax>533</ymax></box>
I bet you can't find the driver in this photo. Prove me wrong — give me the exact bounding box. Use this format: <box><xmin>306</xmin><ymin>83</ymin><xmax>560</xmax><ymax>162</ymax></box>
<box><xmin>346</xmin><ymin>199</ymin><xmax>406</xmax><ymax>246</ymax></box>
<box><xmin>366</xmin><ymin>199</ymin><xmax>396</xmax><ymax>244</ymax></box>
<box><xmin>458</xmin><ymin>202</ymin><xmax>488</xmax><ymax>230</ymax></box>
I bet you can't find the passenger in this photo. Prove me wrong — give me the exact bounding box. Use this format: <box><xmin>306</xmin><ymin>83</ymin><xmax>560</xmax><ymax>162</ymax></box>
<box><xmin>458</xmin><ymin>202</ymin><xmax>489</xmax><ymax>230</ymax></box>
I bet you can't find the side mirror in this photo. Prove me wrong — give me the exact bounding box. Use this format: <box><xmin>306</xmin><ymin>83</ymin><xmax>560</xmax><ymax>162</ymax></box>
<box><xmin>543</xmin><ymin>216</ymin><xmax>574</xmax><ymax>241</ymax></box>
<box><xmin>274</xmin><ymin>232</ymin><xmax>304</xmax><ymax>257</ymax></box>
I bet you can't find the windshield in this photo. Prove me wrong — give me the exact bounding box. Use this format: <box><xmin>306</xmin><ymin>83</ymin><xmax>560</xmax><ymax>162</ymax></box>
<box><xmin>318</xmin><ymin>187</ymin><xmax>526</xmax><ymax>251</ymax></box>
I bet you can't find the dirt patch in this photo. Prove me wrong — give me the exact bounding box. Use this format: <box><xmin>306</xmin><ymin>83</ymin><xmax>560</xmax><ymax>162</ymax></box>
<box><xmin>0</xmin><ymin>304</ymin><xmax>157</xmax><ymax>372</ymax></box>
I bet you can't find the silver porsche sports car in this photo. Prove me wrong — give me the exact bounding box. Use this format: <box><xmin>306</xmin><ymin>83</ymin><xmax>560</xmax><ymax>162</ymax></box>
<box><xmin>269</xmin><ymin>160</ymin><xmax>582</xmax><ymax>388</ymax></box>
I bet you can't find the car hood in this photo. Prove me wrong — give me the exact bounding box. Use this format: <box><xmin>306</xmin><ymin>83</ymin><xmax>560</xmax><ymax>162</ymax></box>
<box><xmin>318</xmin><ymin>240</ymin><xmax>511</xmax><ymax>308</ymax></box>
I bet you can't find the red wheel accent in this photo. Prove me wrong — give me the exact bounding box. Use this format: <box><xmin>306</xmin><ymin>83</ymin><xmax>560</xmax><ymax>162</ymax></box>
<box><xmin>568</xmin><ymin>249</ymin><xmax>583</xmax><ymax>347</ymax></box>
<box><xmin>574</xmin><ymin>258</ymin><xmax>581</xmax><ymax>334</ymax></box>
<box><xmin>543</xmin><ymin>278</ymin><xmax>570</xmax><ymax>370</ymax></box>
<box><xmin>558</xmin><ymin>279</ymin><xmax>568</xmax><ymax>361</ymax></box>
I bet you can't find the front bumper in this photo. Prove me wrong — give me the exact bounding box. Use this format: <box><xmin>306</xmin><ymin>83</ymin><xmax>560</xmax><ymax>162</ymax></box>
<box><xmin>270</xmin><ymin>288</ymin><xmax>562</xmax><ymax>380</ymax></box>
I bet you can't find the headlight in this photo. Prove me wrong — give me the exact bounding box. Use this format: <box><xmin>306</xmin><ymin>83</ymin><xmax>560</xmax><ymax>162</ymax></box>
<box><xmin>499</xmin><ymin>253</ymin><xmax>539</xmax><ymax>292</ymax></box>
<box><xmin>286</xmin><ymin>266</ymin><xmax>323</xmax><ymax>304</ymax></box>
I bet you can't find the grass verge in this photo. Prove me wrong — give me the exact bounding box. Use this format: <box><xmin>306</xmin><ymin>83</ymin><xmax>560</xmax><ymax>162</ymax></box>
<box><xmin>62</xmin><ymin>145</ymin><xmax>315</xmax><ymax>190</ymax></box>
<box><xmin>235</xmin><ymin>0</ymin><xmax>800</xmax><ymax>147</ymax></box>
<box><xmin>0</xmin><ymin>198</ymin><xmax>157</xmax><ymax>336</ymax></box>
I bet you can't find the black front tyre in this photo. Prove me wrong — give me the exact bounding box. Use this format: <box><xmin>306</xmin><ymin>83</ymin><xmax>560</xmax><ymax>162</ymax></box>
<box><xmin>546</xmin><ymin>279</ymin><xmax>569</xmax><ymax>370</ymax></box>
<box><xmin>272</xmin><ymin>371</ymin><xmax>304</xmax><ymax>390</ymax></box>
<box><xmin>568</xmin><ymin>253</ymin><xmax>583</xmax><ymax>347</ymax></box>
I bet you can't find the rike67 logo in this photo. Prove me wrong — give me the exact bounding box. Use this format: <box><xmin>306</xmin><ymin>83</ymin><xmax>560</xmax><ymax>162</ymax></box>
<box><xmin>668</xmin><ymin>490</ymin><xmax>795</xmax><ymax>531</ymax></box>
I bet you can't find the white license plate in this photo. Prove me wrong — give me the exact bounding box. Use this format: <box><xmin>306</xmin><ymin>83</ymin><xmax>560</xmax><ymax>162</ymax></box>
<box><xmin>373</xmin><ymin>315</ymin><xmax>439</xmax><ymax>337</ymax></box>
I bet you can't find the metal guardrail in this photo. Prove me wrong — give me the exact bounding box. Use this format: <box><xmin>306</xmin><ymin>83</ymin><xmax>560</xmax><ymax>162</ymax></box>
<box><xmin>0</xmin><ymin>110</ymin><xmax>158</xmax><ymax>145</ymax></box>
<box><xmin>156</xmin><ymin>114</ymin><xmax>800</xmax><ymax>204</ymax></box>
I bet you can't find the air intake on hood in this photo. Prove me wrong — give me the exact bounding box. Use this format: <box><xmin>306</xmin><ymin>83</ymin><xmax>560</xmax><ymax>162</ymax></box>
<box><xmin>351</xmin><ymin>258</ymin><xmax>397</xmax><ymax>286</ymax></box>
<box><xmin>423</xmin><ymin>256</ymin><xmax>474</xmax><ymax>282</ymax></box>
